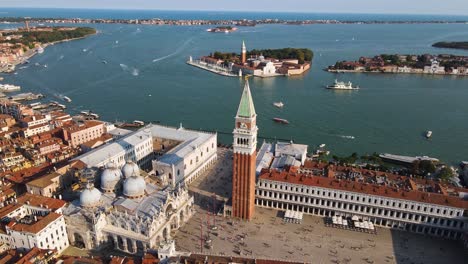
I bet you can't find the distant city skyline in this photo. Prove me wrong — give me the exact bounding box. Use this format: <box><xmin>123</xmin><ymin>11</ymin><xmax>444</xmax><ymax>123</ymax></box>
<box><xmin>1</xmin><ymin>0</ymin><xmax>468</xmax><ymax>15</ymax></box>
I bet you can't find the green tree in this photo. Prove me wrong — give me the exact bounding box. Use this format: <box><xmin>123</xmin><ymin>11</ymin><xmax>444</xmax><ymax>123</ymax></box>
<box><xmin>438</xmin><ymin>167</ymin><xmax>454</xmax><ymax>181</ymax></box>
<box><xmin>419</xmin><ymin>160</ymin><xmax>436</xmax><ymax>174</ymax></box>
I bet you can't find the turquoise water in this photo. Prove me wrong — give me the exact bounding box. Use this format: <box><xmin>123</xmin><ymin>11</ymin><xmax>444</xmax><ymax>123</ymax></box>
<box><xmin>2</xmin><ymin>10</ymin><xmax>468</xmax><ymax>163</ymax></box>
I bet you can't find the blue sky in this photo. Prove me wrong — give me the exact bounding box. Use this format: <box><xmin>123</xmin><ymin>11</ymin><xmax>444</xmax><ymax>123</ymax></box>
<box><xmin>1</xmin><ymin>0</ymin><xmax>468</xmax><ymax>15</ymax></box>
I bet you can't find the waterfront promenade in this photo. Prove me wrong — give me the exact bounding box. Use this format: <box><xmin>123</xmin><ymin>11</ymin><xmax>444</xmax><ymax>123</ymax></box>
<box><xmin>187</xmin><ymin>59</ymin><xmax>240</xmax><ymax>77</ymax></box>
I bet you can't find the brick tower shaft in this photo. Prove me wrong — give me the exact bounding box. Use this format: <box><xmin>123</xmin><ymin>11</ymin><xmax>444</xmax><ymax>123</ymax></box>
<box><xmin>232</xmin><ymin>79</ymin><xmax>257</xmax><ymax>220</ymax></box>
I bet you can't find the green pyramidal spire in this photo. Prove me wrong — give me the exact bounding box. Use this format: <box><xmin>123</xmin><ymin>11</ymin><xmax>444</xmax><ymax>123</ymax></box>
<box><xmin>236</xmin><ymin>80</ymin><xmax>256</xmax><ymax>118</ymax></box>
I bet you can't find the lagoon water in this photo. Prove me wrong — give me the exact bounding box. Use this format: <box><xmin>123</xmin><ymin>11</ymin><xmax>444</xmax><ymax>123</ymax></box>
<box><xmin>2</xmin><ymin>9</ymin><xmax>468</xmax><ymax>163</ymax></box>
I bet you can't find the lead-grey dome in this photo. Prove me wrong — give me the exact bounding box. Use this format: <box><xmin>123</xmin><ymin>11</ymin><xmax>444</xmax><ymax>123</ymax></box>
<box><xmin>123</xmin><ymin>175</ymin><xmax>146</xmax><ymax>198</ymax></box>
<box><xmin>80</xmin><ymin>185</ymin><xmax>101</xmax><ymax>208</ymax></box>
<box><xmin>122</xmin><ymin>160</ymin><xmax>140</xmax><ymax>178</ymax></box>
<box><xmin>101</xmin><ymin>161</ymin><xmax>122</xmax><ymax>192</ymax></box>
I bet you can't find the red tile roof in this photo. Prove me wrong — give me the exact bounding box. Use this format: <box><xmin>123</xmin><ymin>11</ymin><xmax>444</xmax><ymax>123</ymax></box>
<box><xmin>0</xmin><ymin>193</ymin><xmax>66</xmax><ymax>219</ymax></box>
<box><xmin>259</xmin><ymin>169</ymin><xmax>468</xmax><ymax>209</ymax></box>
<box><xmin>5</xmin><ymin>163</ymin><xmax>52</xmax><ymax>184</ymax></box>
<box><xmin>16</xmin><ymin>247</ymin><xmax>56</xmax><ymax>264</ymax></box>
<box><xmin>17</xmin><ymin>193</ymin><xmax>66</xmax><ymax>210</ymax></box>
<box><xmin>6</xmin><ymin>212</ymin><xmax>61</xmax><ymax>234</ymax></box>
<box><xmin>59</xmin><ymin>256</ymin><xmax>104</xmax><ymax>264</ymax></box>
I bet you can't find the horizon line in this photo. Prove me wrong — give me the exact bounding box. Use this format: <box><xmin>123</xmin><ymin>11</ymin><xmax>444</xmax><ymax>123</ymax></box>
<box><xmin>0</xmin><ymin>7</ymin><xmax>467</xmax><ymax>17</ymax></box>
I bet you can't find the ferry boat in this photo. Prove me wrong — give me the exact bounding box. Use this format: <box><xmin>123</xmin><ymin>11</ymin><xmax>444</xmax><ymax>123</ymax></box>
<box><xmin>37</xmin><ymin>46</ymin><xmax>44</xmax><ymax>54</ymax></box>
<box><xmin>273</xmin><ymin>118</ymin><xmax>289</xmax><ymax>124</ymax></box>
<box><xmin>0</xmin><ymin>84</ymin><xmax>21</xmax><ymax>92</ymax></box>
<box><xmin>326</xmin><ymin>79</ymin><xmax>359</xmax><ymax>90</ymax></box>
<box><xmin>90</xmin><ymin>113</ymin><xmax>100</xmax><ymax>119</ymax></box>
<box><xmin>61</xmin><ymin>96</ymin><xmax>72</xmax><ymax>103</ymax></box>
<box><xmin>426</xmin><ymin>130</ymin><xmax>432</xmax><ymax>139</ymax></box>
<box><xmin>273</xmin><ymin>101</ymin><xmax>284</xmax><ymax>108</ymax></box>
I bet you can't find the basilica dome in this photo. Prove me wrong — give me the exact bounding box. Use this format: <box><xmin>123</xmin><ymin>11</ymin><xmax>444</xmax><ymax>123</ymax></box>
<box><xmin>100</xmin><ymin>161</ymin><xmax>122</xmax><ymax>192</ymax></box>
<box><xmin>80</xmin><ymin>185</ymin><xmax>102</xmax><ymax>208</ymax></box>
<box><xmin>122</xmin><ymin>160</ymin><xmax>140</xmax><ymax>178</ymax></box>
<box><xmin>123</xmin><ymin>175</ymin><xmax>146</xmax><ymax>198</ymax></box>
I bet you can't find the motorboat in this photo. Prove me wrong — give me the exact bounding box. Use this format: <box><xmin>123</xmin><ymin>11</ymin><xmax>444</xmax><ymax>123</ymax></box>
<box><xmin>426</xmin><ymin>130</ymin><xmax>432</xmax><ymax>139</ymax></box>
<box><xmin>273</xmin><ymin>118</ymin><xmax>289</xmax><ymax>124</ymax></box>
<box><xmin>273</xmin><ymin>101</ymin><xmax>284</xmax><ymax>108</ymax></box>
<box><xmin>61</xmin><ymin>95</ymin><xmax>72</xmax><ymax>103</ymax></box>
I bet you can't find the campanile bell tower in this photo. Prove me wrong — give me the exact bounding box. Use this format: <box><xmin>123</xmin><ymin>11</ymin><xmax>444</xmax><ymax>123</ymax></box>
<box><xmin>241</xmin><ymin>40</ymin><xmax>247</xmax><ymax>64</ymax></box>
<box><xmin>232</xmin><ymin>79</ymin><xmax>257</xmax><ymax>220</ymax></box>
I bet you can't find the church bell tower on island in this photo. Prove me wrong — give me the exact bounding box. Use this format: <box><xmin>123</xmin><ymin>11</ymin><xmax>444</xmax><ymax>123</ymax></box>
<box><xmin>241</xmin><ymin>40</ymin><xmax>247</xmax><ymax>64</ymax></box>
<box><xmin>232</xmin><ymin>79</ymin><xmax>257</xmax><ymax>220</ymax></box>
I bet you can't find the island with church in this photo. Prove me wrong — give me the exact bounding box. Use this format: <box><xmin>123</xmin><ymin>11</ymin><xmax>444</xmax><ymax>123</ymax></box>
<box><xmin>187</xmin><ymin>41</ymin><xmax>313</xmax><ymax>77</ymax></box>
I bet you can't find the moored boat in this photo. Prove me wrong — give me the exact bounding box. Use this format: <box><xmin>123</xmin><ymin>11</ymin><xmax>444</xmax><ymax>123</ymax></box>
<box><xmin>133</xmin><ymin>120</ymin><xmax>145</xmax><ymax>126</ymax></box>
<box><xmin>0</xmin><ymin>84</ymin><xmax>21</xmax><ymax>92</ymax></box>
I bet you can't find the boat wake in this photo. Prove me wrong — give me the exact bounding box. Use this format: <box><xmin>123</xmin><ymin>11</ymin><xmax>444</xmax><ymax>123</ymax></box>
<box><xmin>119</xmin><ymin>64</ymin><xmax>139</xmax><ymax>76</ymax></box>
<box><xmin>152</xmin><ymin>37</ymin><xmax>194</xmax><ymax>63</ymax></box>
